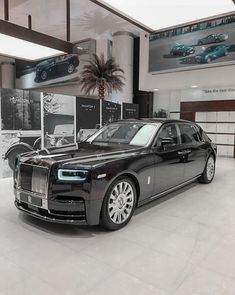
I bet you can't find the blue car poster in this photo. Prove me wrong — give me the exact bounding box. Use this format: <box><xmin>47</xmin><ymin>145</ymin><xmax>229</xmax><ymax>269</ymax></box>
<box><xmin>149</xmin><ymin>13</ymin><xmax>235</xmax><ymax>73</ymax></box>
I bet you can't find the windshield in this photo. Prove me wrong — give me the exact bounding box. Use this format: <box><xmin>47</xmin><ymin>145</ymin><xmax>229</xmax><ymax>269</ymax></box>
<box><xmin>86</xmin><ymin>122</ymin><xmax>161</xmax><ymax>146</ymax></box>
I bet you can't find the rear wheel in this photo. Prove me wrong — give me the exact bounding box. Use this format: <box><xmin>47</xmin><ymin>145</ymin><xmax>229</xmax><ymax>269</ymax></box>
<box><xmin>198</xmin><ymin>154</ymin><xmax>215</xmax><ymax>184</ymax></box>
<box><xmin>100</xmin><ymin>177</ymin><xmax>137</xmax><ymax>230</ymax></box>
<box><xmin>206</xmin><ymin>56</ymin><xmax>212</xmax><ymax>63</ymax></box>
<box><xmin>67</xmin><ymin>63</ymin><xmax>75</xmax><ymax>74</ymax></box>
<box><xmin>40</xmin><ymin>71</ymin><xmax>48</xmax><ymax>81</ymax></box>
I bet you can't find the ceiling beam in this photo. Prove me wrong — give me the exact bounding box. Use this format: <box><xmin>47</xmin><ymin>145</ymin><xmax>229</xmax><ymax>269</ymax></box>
<box><xmin>4</xmin><ymin>0</ymin><xmax>9</xmax><ymax>21</ymax></box>
<box><xmin>0</xmin><ymin>19</ymin><xmax>73</xmax><ymax>53</ymax></box>
<box><xmin>66</xmin><ymin>0</ymin><xmax>71</xmax><ymax>42</ymax></box>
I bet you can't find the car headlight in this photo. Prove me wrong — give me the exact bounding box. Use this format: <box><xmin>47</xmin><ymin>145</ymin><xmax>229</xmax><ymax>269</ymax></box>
<box><xmin>57</xmin><ymin>169</ymin><xmax>88</xmax><ymax>181</ymax></box>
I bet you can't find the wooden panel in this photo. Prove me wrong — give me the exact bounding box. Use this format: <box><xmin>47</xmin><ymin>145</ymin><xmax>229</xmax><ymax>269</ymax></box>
<box><xmin>181</xmin><ymin>100</ymin><xmax>235</xmax><ymax>113</ymax></box>
<box><xmin>180</xmin><ymin>112</ymin><xmax>195</xmax><ymax>122</ymax></box>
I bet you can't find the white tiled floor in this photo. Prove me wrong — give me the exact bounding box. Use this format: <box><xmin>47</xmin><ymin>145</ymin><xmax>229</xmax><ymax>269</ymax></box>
<box><xmin>0</xmin><ymin>157</ymin><xmax>235</xmax><ymax>295</ymax></box>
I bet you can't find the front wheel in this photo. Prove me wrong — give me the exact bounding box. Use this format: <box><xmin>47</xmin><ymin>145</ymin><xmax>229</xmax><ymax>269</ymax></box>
<box><xmin>198</xmin><ymin>155</ymin><xmax>215</xmax><ymax>184</ymax></box>
<box><xmin>100</xmin><ymin>177</ymin><xmax>137</xmax><ymax>230</ymax></box>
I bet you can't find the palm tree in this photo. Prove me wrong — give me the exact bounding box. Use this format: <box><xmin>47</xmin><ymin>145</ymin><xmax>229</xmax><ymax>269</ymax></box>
<box><xmin>80</xmin><ymin>53</ymin><xmax>125</xmax><ymax>100</ymax></box>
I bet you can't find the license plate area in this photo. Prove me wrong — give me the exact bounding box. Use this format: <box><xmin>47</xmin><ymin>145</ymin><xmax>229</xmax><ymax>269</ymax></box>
<box><xmin>20</xmin><ymin>192</ymin><xmax>42</xmax><ymax>207</ymax></box>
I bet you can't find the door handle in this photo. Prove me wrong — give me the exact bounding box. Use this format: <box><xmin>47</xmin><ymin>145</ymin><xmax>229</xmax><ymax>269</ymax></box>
<box><xmin>178</xmin><ymin>149</ymin><xmax>191</xmax><ymax>155</ymax></box>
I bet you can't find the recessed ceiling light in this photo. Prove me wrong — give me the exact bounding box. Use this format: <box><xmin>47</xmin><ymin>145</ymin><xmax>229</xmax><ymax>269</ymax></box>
<box><xmin>191</xmin><ymin>85</ymin><xmax>198</xmax><ymax>88</ymax></box>
<box><xmin>0</xmin><ymin>19</ymin><xmax>72</xmax><ymax>61</ymax></box>
<box><xmin>153</xmin><ymin>88</ymin><xmax>159</xmax><ymax>91</ymax></box>
<box><xmin>98</xmin><ymin>0</ymin><xmax>235</xmax><ymax>30</ymax></box>
<box><xmin>0</xmin><ymin>33</ymin><xmax>65</xmax><ymax>61</ymax></box>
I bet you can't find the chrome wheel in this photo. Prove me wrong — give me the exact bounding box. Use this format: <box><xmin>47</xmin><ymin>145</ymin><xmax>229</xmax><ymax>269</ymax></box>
<box><xmin>108</xmin><ymin>181</ymin><xmax>134</xmax><ymax>225</ymax></box>
<box><xmin>68</xmin><ymin>64</ymin><xmax>75</xmax><ymax>74</ymax></box>
<box><xmin>206</xmin><ymin>156</ymin><xmax>215</xmax><ymax>181</ymax></box>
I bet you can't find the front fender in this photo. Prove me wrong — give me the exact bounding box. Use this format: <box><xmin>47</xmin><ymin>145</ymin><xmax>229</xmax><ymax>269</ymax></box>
<box><xmin>4</xmin><ymin>142</ymin><xmax>34</xmax><ymax>159</ymax></box>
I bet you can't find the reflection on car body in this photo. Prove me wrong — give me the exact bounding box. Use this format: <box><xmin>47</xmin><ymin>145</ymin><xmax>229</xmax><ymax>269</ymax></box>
<box><xmin>14</xmin><ymin>119</ymin><xmax>217</xmax><ymax>230</ymax></box>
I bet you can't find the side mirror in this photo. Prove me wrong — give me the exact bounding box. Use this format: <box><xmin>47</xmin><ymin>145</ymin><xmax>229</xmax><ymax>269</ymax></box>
<box><xmin>161</xmin><ymin>137</ymin><xmax>174</xmax><ymax>148</ymax></box>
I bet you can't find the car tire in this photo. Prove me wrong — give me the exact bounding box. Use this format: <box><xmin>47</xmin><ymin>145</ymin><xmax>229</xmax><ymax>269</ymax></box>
<box><xmin>40</xmin><ymin>71</ymin><xmax>48</xmax><ymax>81</ymax></box>
<box><xmin>206</xmin><ymin>57</ymin><xmax>212</xmax><ymax>63</ymax></box>
<box><xmin>224</xmin><ymin>50</ymin><xmax>228</xmax><ymax>56</ymax></box>
<box><xmin>183</xmin><ymin>52</ymin><xmax>186</xmax><ymax>57</ymax></box>
<box><xmin>7</xmin><ymin>149</ymin><xmax>28</xmax><ymax>170</ymax></box>
<box><xmin>100</xmin><ymin>176</ymin><xmax>137</xmax><ymax>230</ymax></box>
<box><xmin>198</xmin><ymin>41</ymin><xmax>203</xmax><ymax>45</ymax></box>
<box><xmin>67</xmin><ymin>63</ymin><xmax>75</xmax><ymax>74</ymax></box>
<box><xmin>198</xmin><ymin>154</ymin><xmax>215</xmax><ymax>184</ymax></box>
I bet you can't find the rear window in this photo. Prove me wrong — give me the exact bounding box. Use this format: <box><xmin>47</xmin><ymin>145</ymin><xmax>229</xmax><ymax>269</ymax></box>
<box><xmin>178</xmin><ymin>124</ymin><xmax>200</xmax><ymax>144</ymax></box>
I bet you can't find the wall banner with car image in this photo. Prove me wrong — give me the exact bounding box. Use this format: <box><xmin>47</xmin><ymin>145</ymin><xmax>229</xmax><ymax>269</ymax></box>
<box><xmin>149</xmin><ymin>13</ymin><xmax>235</xmax><ymax>73</ymax></box>
<box><xmin>15</xmin><ymin>39</ymin><xmax>96</xmax><ymax>89</ymax></box>
<box><xmin>0</xmin><ymin>88</ymin><xmax>124</xmax><ymax>179</ymax></box>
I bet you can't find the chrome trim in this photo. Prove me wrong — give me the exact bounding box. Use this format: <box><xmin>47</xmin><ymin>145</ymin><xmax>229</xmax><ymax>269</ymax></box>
<box><xmin>15</xmin><ymin>201</ymin><xmax>86</xmax><ymax>225</ymax></box>
<box><xmin>151</xmin><ymin>176</ymin><xmax>200</xmax><ymax>200</ymax></box>
<box><xmin>17</xmin><ymin>163</ymin><xmax>50</xmax><ymax>200</ymax></box>
<box><xmin>15</xmin><ymin>189</ymin><xmax>48</xmax><ymax>210</ymax></box>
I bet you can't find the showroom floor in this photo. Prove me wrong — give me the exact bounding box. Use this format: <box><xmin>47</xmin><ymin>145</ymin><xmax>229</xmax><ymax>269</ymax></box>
<box><xmin>0</xmin><ymin>157</ymin><xmax>235</xmax><ymax>295</ymax></box>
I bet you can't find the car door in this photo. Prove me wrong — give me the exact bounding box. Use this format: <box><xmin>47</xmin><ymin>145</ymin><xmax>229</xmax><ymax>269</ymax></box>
<box><xmin>177</xmin><ymin>122</ymin><xmax>207</xmax><ymax>181</ymax></box>
<box><xmin>152</xmin><ymin>123</ymin><xmax>185</xmax><ymax>195</ymax></box>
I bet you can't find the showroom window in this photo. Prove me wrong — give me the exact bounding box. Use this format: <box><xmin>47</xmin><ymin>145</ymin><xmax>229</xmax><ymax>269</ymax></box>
<box><xmin>179</xmin><ymin>124</ymin><xmax>200</xmax><ymax>144</ymax></box>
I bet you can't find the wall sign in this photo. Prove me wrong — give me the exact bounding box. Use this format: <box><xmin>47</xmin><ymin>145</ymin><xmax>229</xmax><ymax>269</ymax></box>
<box><xmin>123</xmin><ymin>103</ymin><xmax>139</xmax><ymax>119</ymax></box>
<box><xmin>102</xmin><ymin>101</ymin><xmax>121</xmax><ymax>125</ymax></box>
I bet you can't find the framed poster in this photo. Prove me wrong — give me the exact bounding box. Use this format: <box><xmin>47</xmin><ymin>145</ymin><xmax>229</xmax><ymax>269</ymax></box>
<box><xmin>102</xmin><ymin>101</ymin><xmax>121</xmax><ymax>125</ymax></box>
<box><xmin>76</xmin><ymin>97</ymin><xmax>100</xmax><ymax>142</ymax></box>
<box><xmin>122</xmin><ymin>103</ymin><xmax>139</xmax><ymax>119</ymax></box>
<box><xmin>42</xmin><ymin>93</ymin><xmax>76</xmax><ymax>148</ymax></box>
<box><xmin>149</xmin><ymin>13</ymin><xmax>235</xmax><ymax>73</ymax></box>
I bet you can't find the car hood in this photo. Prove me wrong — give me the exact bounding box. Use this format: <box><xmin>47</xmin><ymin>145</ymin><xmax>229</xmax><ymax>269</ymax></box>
<box><xmin>20</xmin><ymin>142</ymin><xmax>144</xmax><ymax>169</ymax></box>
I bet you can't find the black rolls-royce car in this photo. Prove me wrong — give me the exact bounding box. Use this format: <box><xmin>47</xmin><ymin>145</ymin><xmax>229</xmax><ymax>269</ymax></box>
<box><xmin>14</xmin><ymin>119</ymin><xmax>216</xmax><ymax>230</ymax></box>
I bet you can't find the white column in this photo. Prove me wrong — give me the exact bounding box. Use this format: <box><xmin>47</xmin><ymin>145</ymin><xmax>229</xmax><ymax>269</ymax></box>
<box><xmin>96</xmin><ymin>39</ymin><xmax>110</xmax><ymax>60</ymax></box>
<box><xmin>112</xmin><ymin>31</ymin><xmax>134</xmax><ymax>104</ymax></box>
<box><xmin>0</xmin><ymin>89</ymin><xmax>2</xmax><ymax>178</ymax></box>
<box><xmin>1</xmin><ymin>61</ymin><xmax>15</xmax><ymax>89</ymax></box>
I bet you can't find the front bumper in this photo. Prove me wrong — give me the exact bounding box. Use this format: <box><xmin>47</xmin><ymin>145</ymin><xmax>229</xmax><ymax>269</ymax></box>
<box><xmin>14</xmin><ymin>188</ymin><xmax>103</xmax><ymax>226</ymax></box>
<box><xmin>15</xmin><ymin>200</ymin><xmax>87</xmax><ymax>225</ymax></box>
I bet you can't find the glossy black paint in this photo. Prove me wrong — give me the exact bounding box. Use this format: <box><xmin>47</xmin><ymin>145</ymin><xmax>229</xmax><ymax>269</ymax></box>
<box><xmin>14</xmin><ymin>119</ymin><xmax>216</xmax><ymax>226</ymax></box>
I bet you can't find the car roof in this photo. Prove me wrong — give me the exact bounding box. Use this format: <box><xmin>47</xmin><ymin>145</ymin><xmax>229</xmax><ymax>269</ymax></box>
<box><xmin>116</xmin><ymin>118</ymin><xmax>194</xmax><ymax>125</ymax></box>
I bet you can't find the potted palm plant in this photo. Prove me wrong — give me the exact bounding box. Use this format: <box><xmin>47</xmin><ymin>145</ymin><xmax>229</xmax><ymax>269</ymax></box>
<box><xmin>80</xmin><ymin>53</ymin><xmax>125</xmax><ymax>100</ymax></box>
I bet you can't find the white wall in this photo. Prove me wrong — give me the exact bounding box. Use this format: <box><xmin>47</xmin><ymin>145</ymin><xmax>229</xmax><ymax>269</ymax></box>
<box><xmin>154</xmin><ymin>87</ymin><xmax>235</xmax><ymax>115</ymax></box>
<box><xmin>139</xmin><ymin>31</ymin><xmax>235</xmax><ymax>92</ymax></box>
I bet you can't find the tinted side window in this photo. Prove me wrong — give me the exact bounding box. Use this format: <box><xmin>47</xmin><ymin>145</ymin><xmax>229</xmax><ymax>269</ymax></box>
<box><xmin>155</xmin><ymin>124</ymin><xmax>179</xmax><ymax>148</ymax></box>
<box><xmin>179</xmin><ymin>124</ymin><xmax>200</xmax><ymax>144</ymax></box>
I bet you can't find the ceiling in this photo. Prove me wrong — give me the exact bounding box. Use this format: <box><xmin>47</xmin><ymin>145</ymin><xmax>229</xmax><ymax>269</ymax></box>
<box><xmin>0</xmin><ymin>0</ymin><xmax>143</xmax><ymax>42</ymax></box>
<box><xmin>98</xmin><ymin>0</ymin><xmax>235</xmax><ymax>31</ymax></box>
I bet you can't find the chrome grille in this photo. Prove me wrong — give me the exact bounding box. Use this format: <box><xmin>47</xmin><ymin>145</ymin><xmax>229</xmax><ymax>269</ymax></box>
<box><xmin>19</xmin><ymin>164</ymin><xmax>49</xmax><ymax>196</ymax></box>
